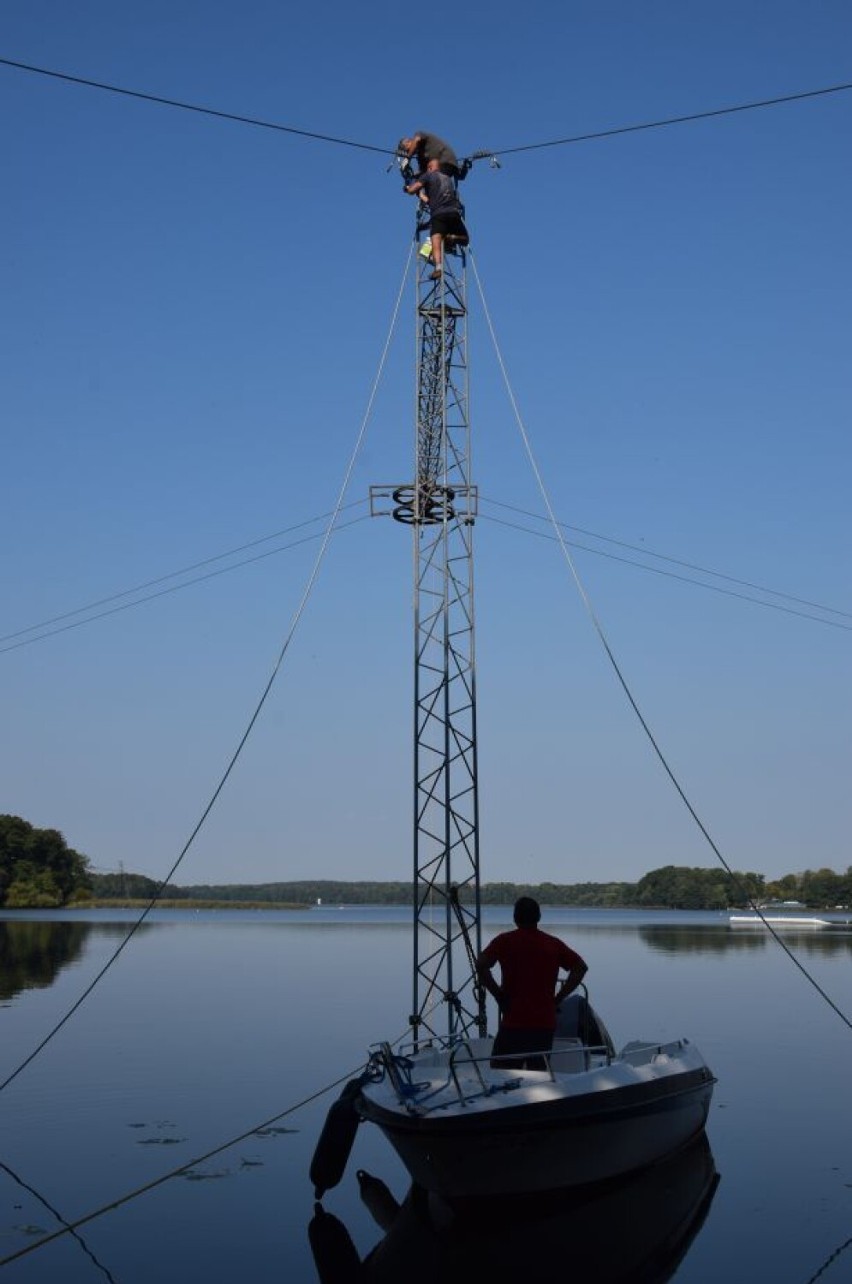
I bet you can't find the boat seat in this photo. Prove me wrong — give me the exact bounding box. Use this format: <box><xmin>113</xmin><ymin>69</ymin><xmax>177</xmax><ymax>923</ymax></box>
<box><xmin>556</xmin><ymin>994</ymin><xmax>615</xmax><ymax>1054</ymax></box>
<box><xmin>550</xmin><ymin>1037</ymin><xmax>586</xmax><ymax>1073</ymax></box>
<box><xmin>555</xmin><ymin>994</ymin><xmax>594</xmax><ymax>1040</ymax></box>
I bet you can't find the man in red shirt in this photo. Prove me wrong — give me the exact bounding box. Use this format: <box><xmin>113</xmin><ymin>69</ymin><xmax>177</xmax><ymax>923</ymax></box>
<box><xmin>477</xmin><ymin>897</ymin><xmax>588</xmax><ymax>1070</ymax></box>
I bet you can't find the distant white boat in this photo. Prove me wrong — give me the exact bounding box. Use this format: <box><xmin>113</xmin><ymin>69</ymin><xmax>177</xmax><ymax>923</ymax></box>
<box><xmin>728</xmin><ymin>913</ymin><xmax>830</xmax><ymax>928</ymax></box>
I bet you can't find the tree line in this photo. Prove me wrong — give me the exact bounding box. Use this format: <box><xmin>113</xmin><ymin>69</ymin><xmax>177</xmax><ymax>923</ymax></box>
<box><xmin>0</xmin><ymin>815</ymin><xmax>91</xmax><ymax>908</ymax></box>
<box><xmin>2</xmin><ymin>816</ymin><xmax>850</xmax><ymax>910</ymax></box>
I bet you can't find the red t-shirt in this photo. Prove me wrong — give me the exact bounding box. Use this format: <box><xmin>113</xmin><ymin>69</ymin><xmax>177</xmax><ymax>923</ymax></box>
<box><xmin>480</xmin><ymin>926</ymin><xmax>585</xmax><ymax>1030</ymax></box>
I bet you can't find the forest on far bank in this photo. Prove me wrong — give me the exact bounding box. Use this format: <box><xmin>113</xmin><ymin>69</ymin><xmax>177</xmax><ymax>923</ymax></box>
<box><xmin>91</xmin><ymin>866</ymin><xmax>849</xmax><ymax>910</ymax></box>
<box><xmin>2</xmin><ymin>816</ymin><xmax>850</xmax><ymax>910</ymax></box>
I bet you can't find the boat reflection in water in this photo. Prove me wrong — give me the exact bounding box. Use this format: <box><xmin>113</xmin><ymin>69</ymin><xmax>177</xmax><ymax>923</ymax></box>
<box><xmin>309</xmin><ymin>1131</ymin><xmax>719</xmax><ymax>1284</ymax></box>
<box><xmin>638</xmin><ymin>923</ymin><xmax>852</xmax><ymax>957</ymax></box>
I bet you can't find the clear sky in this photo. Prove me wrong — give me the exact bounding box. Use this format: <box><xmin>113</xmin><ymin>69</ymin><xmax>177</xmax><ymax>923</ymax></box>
<box><xmin>2</xmin><ymin>1</ymin><xmax>850</xmax><ymax>888</ymax></box>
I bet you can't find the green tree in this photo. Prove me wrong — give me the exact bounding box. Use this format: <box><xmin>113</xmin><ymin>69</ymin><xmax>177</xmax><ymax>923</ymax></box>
<box><xmin>799</xmin><ymin>867</ymin><xmax>844</xmax><ymax>907</ymax></box>
<box><xmin>0</xmin><ymin>816</ymin><xmax>91</xmax><ymax>908</ymax></box>
<box><xmin>635</xmin><ymin>865</ymin><xmax>765</xmax><ymax>910</ymax></box>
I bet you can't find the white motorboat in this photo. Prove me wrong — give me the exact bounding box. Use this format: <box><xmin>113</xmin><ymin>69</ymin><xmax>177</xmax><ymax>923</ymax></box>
<box><xmin>313</xmin><ymin>981</ymin><xmax>714</xmax><ymax>1201</ymax></box>
<box><xmin>355</xmin><ymin>996</ymin><xmax>714</xmax><ymax>1199</ymax></box>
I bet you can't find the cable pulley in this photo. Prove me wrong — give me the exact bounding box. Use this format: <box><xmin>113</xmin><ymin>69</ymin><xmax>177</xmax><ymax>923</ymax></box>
<box><xmin>391</xmin><ymin>485</ymin><xmax>457</xmax><ymax>526</ymax></box>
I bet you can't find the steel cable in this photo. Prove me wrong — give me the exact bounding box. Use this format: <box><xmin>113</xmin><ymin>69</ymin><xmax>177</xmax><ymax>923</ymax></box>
<box><xmin>0</xmin><ymin>243</ymin><xmax>414</xmax><ymax>1096</ymax></box>
<box><xmin>469</xmin><ymin>249</ymin><xmax>852</xmax><ymax>1035</ymax></box>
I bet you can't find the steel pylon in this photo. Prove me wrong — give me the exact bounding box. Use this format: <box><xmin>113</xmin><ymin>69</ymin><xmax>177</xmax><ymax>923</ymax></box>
<box><xmin>370</xmin><ymin>239</ymin><xmax>484</xmax><ymax>1047</ymax></box>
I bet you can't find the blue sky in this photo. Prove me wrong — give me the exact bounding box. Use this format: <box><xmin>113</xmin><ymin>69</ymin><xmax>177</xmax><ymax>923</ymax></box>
<box><xmin>2</xmin><ymin>1</ymin><xmax>850</xmax><ymax>887</ymax></box>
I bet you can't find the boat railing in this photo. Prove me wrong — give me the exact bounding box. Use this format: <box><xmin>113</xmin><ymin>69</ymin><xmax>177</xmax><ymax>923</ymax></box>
<box><xmin>547</xmin><ymin>1040</ymin><xmax>614</xmax><ymax>1076</ymax></box>
<box><xmin>443</xmin><ymin>1038</ymin><xmax>613</xmax><ymax>1100</ymax></box>
<box><xmin>381</xmin><ymin>1035</ymin><xmax>618</xmax><ymax>1110</ymax></box>
<box><xmin>447</xmin><ymin>1041</ymin><xmax>489</xmax><ymax>1099</ymax></box>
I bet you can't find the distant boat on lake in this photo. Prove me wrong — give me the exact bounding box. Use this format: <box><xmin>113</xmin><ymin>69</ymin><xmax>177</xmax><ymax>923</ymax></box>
<box><xmin>728</xmin><ymin>912</ymin><xmax>830</xmax><ymax>929</ymax></box>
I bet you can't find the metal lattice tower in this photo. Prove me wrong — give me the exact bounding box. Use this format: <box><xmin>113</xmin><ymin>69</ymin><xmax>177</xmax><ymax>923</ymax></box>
<box><xmin>371</xmin><ymin>239</ymin><xmax>484</xmax><ymax>1047</ymax></box>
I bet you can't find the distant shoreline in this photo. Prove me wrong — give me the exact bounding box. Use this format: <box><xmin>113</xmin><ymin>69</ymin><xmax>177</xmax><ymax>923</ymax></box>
<box><xmin>9</xmin><ymin>899</ymin><xmax>711</xmax><ymax>913</ymax></box>
<box><xmin>68</xmin><ymin>898</ymin><xmax>312</xmax><ymax>911</ymax></box>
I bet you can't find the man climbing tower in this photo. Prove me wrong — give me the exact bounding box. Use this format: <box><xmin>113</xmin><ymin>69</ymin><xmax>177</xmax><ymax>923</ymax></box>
<box><xmin>405</xmin><ymin>159</ymin><xmax>469</xmax><ymax>279</ymax></box>
<box><xmin>397</xmin><ymin>131</ymin><xmax>461</xmax><ymax>180</ymax></box>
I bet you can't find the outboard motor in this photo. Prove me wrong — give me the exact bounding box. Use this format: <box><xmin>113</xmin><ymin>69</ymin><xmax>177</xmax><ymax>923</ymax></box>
<box><xmin>556</xmin><ymin>992</ymin><xmax>615</xmax><ymax>1055</ymax></box>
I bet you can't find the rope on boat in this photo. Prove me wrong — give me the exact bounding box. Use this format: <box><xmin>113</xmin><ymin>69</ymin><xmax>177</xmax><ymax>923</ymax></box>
<box><xmin>0</xmin><ymin>246</ymin><xmax>415</xmax><ymax>1101</ymax></box>
<box><xmin>448</xmin><ymin>884</ymin><xmax>487</xmax><ymax>1035</ymax></box>
<box><xmin>0</xmin><ymin>1019</ymin><xmax>413</xmax><ymax>1271</ymax></box>
<box><xmin>469</xmin><ymin>251</ymin><xmax>852</xmax><ymax>1038</ymax></box>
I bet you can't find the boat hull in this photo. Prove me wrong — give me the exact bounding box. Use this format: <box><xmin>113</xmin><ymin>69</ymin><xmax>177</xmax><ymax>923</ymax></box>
<box><xmin>358</xmin><ymin>1038</ymin><xmax>714</xmax><ymax>1200</ymax></box>
<box><xmin>729</xmin><ymin>914</ymin><xmax>829</xmax><ymax>928</ymax></box>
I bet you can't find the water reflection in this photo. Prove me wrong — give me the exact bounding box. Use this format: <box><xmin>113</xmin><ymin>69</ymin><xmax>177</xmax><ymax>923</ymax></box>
<box><xmin>0</xmin><ymin>919</ymin><xmax>155</xmax><ymax>1002</ymax></box>
<box><xmin>0</xmin><ymin>920</ymin><xmax>95</xmax><ymax>1001</ymax></box>
<box><xmin>639</xmin><ymin>925</ymin><xmax>852</xmax><ymax>956</ymax></box>
<box><xmin>309</xmin><ymin>1132</ymin><xmax>718</xmax><ymax>1283</ymax></box>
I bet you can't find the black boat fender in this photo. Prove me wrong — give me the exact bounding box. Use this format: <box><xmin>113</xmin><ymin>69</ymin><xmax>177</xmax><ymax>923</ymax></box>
<box><xmin>310</xmin><ymin>1076</ymin><xmax>367</xmax><ymax>1199</ymax></box>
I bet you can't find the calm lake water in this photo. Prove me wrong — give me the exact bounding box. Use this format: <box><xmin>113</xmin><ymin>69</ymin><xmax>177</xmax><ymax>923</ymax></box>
<box><xmin>1</xmin><ymin>906</ymin><xmax>851</xmax><ymax>1283</ymax></box>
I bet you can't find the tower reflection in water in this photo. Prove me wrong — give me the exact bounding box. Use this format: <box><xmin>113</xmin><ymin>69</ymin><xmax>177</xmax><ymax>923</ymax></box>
<box><xmin>310</xmin><ymin>1130</ymin><xmax>719</xmax><ymax>1284</ymax></box>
